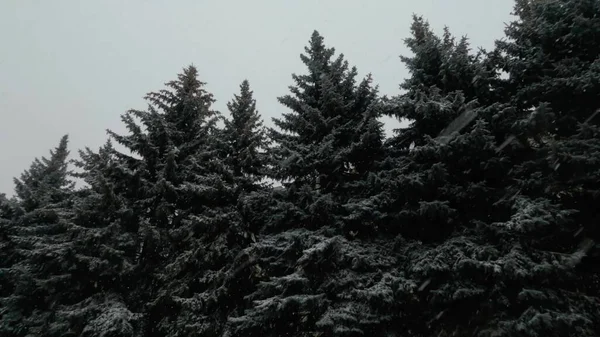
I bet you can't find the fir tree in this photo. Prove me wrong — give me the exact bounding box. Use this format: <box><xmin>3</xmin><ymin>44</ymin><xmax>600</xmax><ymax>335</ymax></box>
<box><xmin>71</xmin><ymin>140</ymin><xmax>130</xmax><ymax>229</ymax></box>
<box><xmin>106</xmin><ymin>65</ymin><xmax>230</xmax><ymax>229</ymax></box>
<box><xmin>3</xmin><ymin>3</ymin><xmax>600</xmax><ymax>335</ymax></box>
<box><xmin>496</xmin><ymin>0</ymin><xmax>600</xmax><ymax>137</ymax></box>
<box><xmin>105</xmin><ymin>65</ymin><xmax>250</xmax><ymax>336</ymax></box>
<box><xmin>222</xmin><ymin>80</ymin><xmax>268</xmax><ymax>191</ymax></box>
<box><xmin>13</xmin><ymin>135</ymin><xmax>74</xmax><ymax>212</ymax></box>
<box><xmin>69</xmin><ymin>139</ymin><xmax>139</xmax><ymax>290</ymax></box>
<box><xmin>41</xmin><ymin>139</ymin><xmax>143</xmax><ymax>337</ymax></box>
<box><xmin>377</xmin><ymin>17</ymin><xmax>508</xmax><ymax>239</ymax></box>
<box><xmin>0</xmin><ymin>136</ymin><xmax>80</xmax><ymax>337</ymax></box>
<box><xmin>401</xmin><ymin>15</ymin><xmax>492</xmax><ymax>102</ymax></box>
<box><xmin>386</xmin><ymin>16</ymin><xmax>498</xmax><ymax>150</ymax></box>
<box><xmin>369</xmin><ymin>5</ymin><xmax>600</xmax><ymax>336</ymax></box>
<box><xmin>493</xmin><ymin>2</ymin><xmax>600</xmax><ymax>329</ymax></box>
<box><xmin>495</xmin><ymin>0</ymin><xmax>600</xmax><ymax>232</ymax></box>
<box><xmin>269</xmin><ymin>31</ymin><xmax>384</xmax><ymax>230</ymax></box>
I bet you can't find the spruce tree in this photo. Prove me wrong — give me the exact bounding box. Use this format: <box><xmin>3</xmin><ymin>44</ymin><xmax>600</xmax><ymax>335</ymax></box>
<box><xmin>106</xmin><ymin>65</ymin><xmax>231</xmax><ymax>231</ymax></box>
<box><xmin>378</xmin><ymin>18</ymin><xmax>507</xmax><ymax>238</ymax></box>
<box><xmin>487</xmin><ymin>2</ymin><xmax>600</xmax><ymax>333</ymax></box>
<box><xmin>495</xmin><ymin>0</ymin><xmax>600</xmax><ymax>242</ymax></box>
<box><xmin>105</xmin><ymin>65</ymin><xmax>250</xmax><ymax>336</ymax></box>
<box><xmin>401</xmin><ymin>16</ymin><xmax>493</xmax><ymax>102</ymax></box>
<box><xmin>496</xmin><ymin>0</ymin><xmax>600</xmax><ymax>137</ymax></box>
<box><xmin>269</xmin><ymin>31</ymin><xmax>384</xmax><ymax>230</ymax></box>
<box><xmin>71</xmin><ymin>140</ymin><xmax>132</xmax><ymax>230</ymax></box>
<box><xmin>386</xmin><ymin>16</ymin><xmax>498</xmax><ymax>150</ymax></box>
<box><xmin>13</xmin><ymin>135</ymin><xmax>74</xmax><ymax>212</ymax></box>
<box><xmin>222</xmin><ymin>80</ymin><xmax>268</xmax><ymax>191</ymax></box>
<box><xmin>3</xmin><ymin>3</ymin><xmax>599</xmax><ymax>335</ymax></box>
<box><xmin>0</xmin><ymin>136</ymin><xmax>81</xmax><ymax>337</ymax></box>
<box><xmin>36</xmin><ymin>139</ymin><xmax>143</xmax><ymax>337</ymax></box>
<box><xmin>69</xmin><ymin>139</ymin><xmax>139</xmax><ymax>289</ymax></box>
<box><xmin>373</xmin><ymin>5</ymin><xmax>600</xmax><ymax>336</ymax></box>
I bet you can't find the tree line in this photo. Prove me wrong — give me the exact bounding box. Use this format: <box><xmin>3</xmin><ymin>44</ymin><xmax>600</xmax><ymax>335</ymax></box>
<box><xmin>1</xmin><ymin>0</ymin><xmax>599</xmax><ymax>336</ymax></box>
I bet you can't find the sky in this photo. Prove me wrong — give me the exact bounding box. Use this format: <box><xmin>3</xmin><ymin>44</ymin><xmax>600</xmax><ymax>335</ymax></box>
<box><xmin>0</xmin><ymin>0</ymin><xmax>515</xmax><ymax>196</ymax></box>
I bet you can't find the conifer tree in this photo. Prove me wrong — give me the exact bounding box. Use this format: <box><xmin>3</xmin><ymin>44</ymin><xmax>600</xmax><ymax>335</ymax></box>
<box><xmin>496</xmin><ymin>0</ymin><xmax>600</xmax><ymax>137</ymax></box>
<box><xmin>32</xmin><ymin>139</ymin><xmax>143</xmax><ymax>337</ymax></box>
<box><xmin>0</xmin><ymin>136</ymin><xmax>81</xmax><ymax>337</ymax></box>
<box><xmin>71</xmin><ymin>140</ymin><xmax>130</xmax><ymax>229</ymax></box>
<box><xmin>269</xmin><ymin>31</ymin><xmax>384</xmax><ymax>230</ymax></box>
<box><xmin>401</xmin><ymin>16</ymin><xmax>493</xmax><ymax>101</ymax></box>
<box><xmin>492</xmin><ymin>3</ymin><xmax>600</xmax><ymax>333</ymax></box>
<box><xmin>105</xmin><ymin>66</ymin><xmax>251</xmax><ymax>336</ymax></box>
<box><xmin>69</xmin><ymin>139</ymin><xmax>138</xmax><ymax>289</ymax></box>
<box><xmin>495</xmin><ymin>0</ymin><xmax>600</xmax><ymax>239</ymax></box>
<box><xmin>222</xmin><ymin>80</ymin><xmax>268</xmax><ymax>191</ymax></box>
<box><xmin>374</xmin><ymin>5</ymin><xmax>600</xmax><ymax>336</ymax></box>
<box><xmin>386</xmin><ymin>16</ymin><xmax>498</xmax><ymax>150</ymax></box>
<box><xmin>3</xmin><ymin>3</ymin><xmax>600</xmax><ymax>336</ymax></box>
<box><xmin>13</xmin><ymin>135</ymin><xmax>74</xmax><ymax>212</ymax></box>
<box><xmin>106</xmin><ymin>65</ymin><xmax>233</xmax><ymax>231</ymax></box>
<box><xmin>377</xmin><ymin>18</ymin><xmax>507</xmax><ymax>238</ymax></box>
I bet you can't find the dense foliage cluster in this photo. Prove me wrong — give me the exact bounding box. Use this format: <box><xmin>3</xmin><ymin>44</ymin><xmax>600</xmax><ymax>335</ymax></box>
<box><xmin>1</xmin><ymin>1</ymin><xmax>599</xmax><ymax>336</ymax></box>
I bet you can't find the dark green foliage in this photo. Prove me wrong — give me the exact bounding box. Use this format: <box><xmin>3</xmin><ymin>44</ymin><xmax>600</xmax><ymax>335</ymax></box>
<box><xmin>219</xmin><ymin>80</ymin><xmax>274</xmax><ymax>237</ymax></box>
<box><xmin>375</xmin><ymin>4</ymin><xmax>600</xmax><ymax>336</ymax></box>
<box><xmin>3</xmin><ymin>4</ymin><xmax>600</xmax><ymax>336</ymax></box>
<box><xmin>495</xmin><ymin>0</ymin><xmax>600</xmax><ymax>319</ymax></box>
<box><xmin>103</xmin><ymin>65</ymin><xmax>253</xmax><ymax>336</ymax></box>
<box><xmin>400</xmin><ymin>16</ymin><xmax>496</xmax><ymax>103</ymax></box>
<box><xmin>222</xmin><ymin>229</ymin><xmax>400</xmax><ymax>337</ymax></box>
<box><xmin>105</xmin><ymin>64</ymin><xmax>236</xmax><ymax>233</ymax></box>
<box><xmin>378</xmin><ymin>24</ymin><xmax>510</xmax><ymax>237</ymax></box>
<box><xmin>496</xmin><ymin>0</ymin><xmax>600</xmax><ymax>136</ymax></box>
<box><xmin>221</xmin><ymin>80</ymin><xmax>269</xmax><ymax>191</ymax></box>
<box><xmin>386</xmin><ymin>16</ymin><xmax>498</xmax><ymax>150</ymax></box>
<box><xmin>269</xmin><ymin>31</ymin><xmax>385</xmax><ymax>231</ymax></box>
<box><xmin>13</xmin><ymin>135</ymin><xmax>74</xmax><ymax>212</ymax></box>
<box><xmin>380</xmin><ymin>116</ymin><xmax>504</xmax><ymax>241</ymax></box>
<box><xmin>0</xmin><ymin>136</ymin><xmax>80</xmax><ymax>337</ymax></box>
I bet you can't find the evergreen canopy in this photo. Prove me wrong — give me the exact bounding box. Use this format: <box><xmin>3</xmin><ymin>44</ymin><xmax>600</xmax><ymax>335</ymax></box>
<box><xmin>1</xmin><ymin>2</ymin><xmax>599</xmax><ymax>336</ymax></box>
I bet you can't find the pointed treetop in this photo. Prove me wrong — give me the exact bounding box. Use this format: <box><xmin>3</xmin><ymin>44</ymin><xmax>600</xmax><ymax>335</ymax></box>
<box><xmin>227</xmin><ymin>79</ymin><xmax>259</xmax><ymax>128</ymax></box>
<box><xmin>177</xmin><ymin>65</ymin><xmax>201</xmax><ymax>96</ymax></box>
<box><xmin>301</xmin><ymin>30</ymin><xmax>336</xmax><ymax>73</ymax></box>
<box><xmin>237</xmin><ymin>79</ymin><xmax>252</xmax><ymax>101</ymax></box>
<box><xmin>46</xmin><ymin>134</ymin><xmax>70</xmax><ymax>168</ymax></box>
<box><xmin>398</xmin><ymin>15</ymin><xmax>489</xmax><ymax>103</ymax></box>
<box><xmin>497</xmin><ymin>0</ymin><xmax>600</xmax><ymax>134</ymax></box>
<box><xmin>223</xmin><ymin>80</ymin><xmax>267</xmax><ymax>186</ymax></box>
<box><xmin>405</xmin><ymin>14</ymin><xmax>438</xmax><ymax>48</ymax></box>
<box><xmin>145</xmin><ymin>64</ymin><xmax>214</xmax><ymax>114</ymax></box>
<box><xmin>13</xmin><ymin>134</ymin><xmax>73</xmax><ymax>211</ymax></box>
<box><xmin>307</xmin><ymin>30</ymin><xmax>327</xmax><ymax>54</ymax></box>
<box><xmin>269</xmin><ymin>30</ymin><xmax>383</xmax><ymax>196</ymax></box>
<box><xmin>109</xmin><ymin>65</ymin><xmax>219</xmax><ymax>155</ymax></box>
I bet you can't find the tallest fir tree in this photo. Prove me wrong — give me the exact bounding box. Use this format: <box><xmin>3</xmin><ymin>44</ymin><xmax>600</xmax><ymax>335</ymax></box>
<box><xmin>269</xmin><ymin>31</ymin><xmax>384</xmax><ymax>230</ymax></box>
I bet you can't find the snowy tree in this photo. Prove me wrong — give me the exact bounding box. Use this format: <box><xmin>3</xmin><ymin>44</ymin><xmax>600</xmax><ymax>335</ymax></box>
<box><xmin>494</xmin><ymin>0</ymin><xmax>600</xmax><ymax>315</ymax></box>
<box><xmin>385</xmin><ymin>16</ymin><xmax>498</xmax><ymax>151</ymax></box>
<box><xmin>0</xmin><ymin>136</ymin><xmax>81</xmax><ymax>337</ymax></box>
<box><xmin>401</xmin><ymin>15</ymin><xmax>494</xmax><ymax>102</ymax></box>
<box><xmin>13</xmin><ymin>135</ymin><xmax>74</xmax><ymax>212</ymax></box>
<box><xmin>106</xmin><ymin>65</ymin><xmax>236</xmax><ymax>232</ymax></box>
<box><xmin>268</xmin><ymin>31</ymin><xmax>384</xmax><ymax>231</ymax></box>
<box><xmin>2</xmin><ymin>2</ymin><xmax>599</xmax><ymax>335</ymax></box>
<box><xmin>496</xmin><ymin>0</ymin><xmax>600</xmax><ymax>137</ymax></box>
<box><xmin>375</xmin><ymin>16</ymin><xmax>509</xmax><ymax>239</ymax></box>
<box><xmin>359</xmin><ymin>8</ymin><xmax>600</xmax><ymax>335</ymax></box>
<box><xmin>221</xmin><ymin>79</ymin><xmax>269</xmax><ymax>191</ymax></box>
<box><xmin>104</xmin><ymin>65</ymin><xmax>252</xmax><ymax>336</ymax></box>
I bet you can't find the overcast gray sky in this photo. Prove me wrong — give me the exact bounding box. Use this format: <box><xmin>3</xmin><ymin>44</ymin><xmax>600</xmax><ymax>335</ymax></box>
<box><xmin>0</xmin><ymin>0</ymin><xmax>514</xmax><ymax>196</ymax></box>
